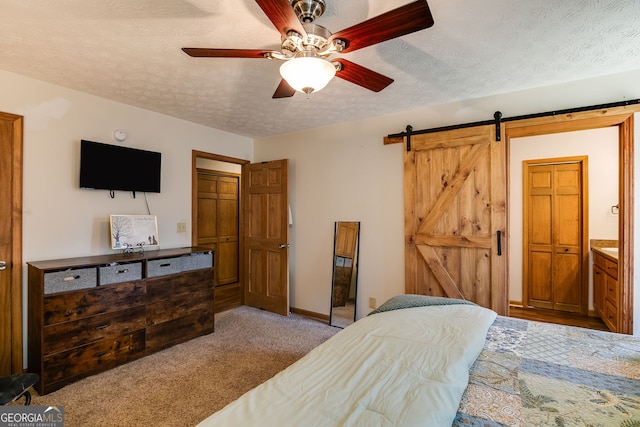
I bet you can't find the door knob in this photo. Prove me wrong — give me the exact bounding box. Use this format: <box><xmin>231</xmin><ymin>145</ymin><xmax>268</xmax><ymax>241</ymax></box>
<box><xmin>278</xmin><ymin>244</ymin><xmax>290</xmax><ymax>249</ymax></box>
<box><xmin>0</xmin><ymin>261</ymin><xmax>6</xmax><ymax>271</ymax></box>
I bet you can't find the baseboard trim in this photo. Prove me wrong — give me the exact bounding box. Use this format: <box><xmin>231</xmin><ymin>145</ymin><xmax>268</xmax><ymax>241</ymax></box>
<box><xmin>290</xmin><ymin>307</ymin><xmax>329</xmax><ymax>322</ymax></box>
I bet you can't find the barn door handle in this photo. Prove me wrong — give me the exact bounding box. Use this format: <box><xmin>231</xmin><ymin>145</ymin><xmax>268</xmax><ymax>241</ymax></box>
<box><xmin>497</xmin><ymin>231</ymin><xmax>502</xmax><ymax>256</ymax></box>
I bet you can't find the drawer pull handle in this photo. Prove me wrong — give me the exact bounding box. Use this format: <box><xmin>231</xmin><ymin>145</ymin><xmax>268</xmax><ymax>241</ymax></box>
<box><xmin>160</xmin><ymin>263</ymin><xmax>171</xmax><ymax>267</ymax></box>
<box><xmin>95</xmin><ymin>324</ymin><xmax>109</xmax><ymax>330</ymax></box>
<box><xmin>116</xmin><ymin>269</ymin><xmax>129</xmax><ymax>274</ymax></box>
<box><xmin>63</xmin><ymin>275</ymin><xmax>81</xmax><ymax>281</ymax></box>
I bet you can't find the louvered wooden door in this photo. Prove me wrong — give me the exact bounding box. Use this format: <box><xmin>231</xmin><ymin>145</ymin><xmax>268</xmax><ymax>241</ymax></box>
<box><xmin>404</xmin><ymin>125</ymin><xmax>507</xmax><ymax>314</ymax></box>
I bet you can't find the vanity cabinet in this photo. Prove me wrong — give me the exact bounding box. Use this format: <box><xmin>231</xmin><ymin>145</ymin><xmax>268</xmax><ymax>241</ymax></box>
<box><xmin>28</xmin><ymin>247</ymin><xmax>214</xmax><ymax>394</ymax></box>
<box><xmin>592</xmin><ymin>251</ymin><xmax>618</xmax><ymax>332</ymax></box>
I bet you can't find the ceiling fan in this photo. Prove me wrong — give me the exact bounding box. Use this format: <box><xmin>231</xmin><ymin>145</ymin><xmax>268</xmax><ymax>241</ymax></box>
<box><xmin>182</xmin><ymin>0</ymin><xmax>434</xmax><ymax>98</ymax></box>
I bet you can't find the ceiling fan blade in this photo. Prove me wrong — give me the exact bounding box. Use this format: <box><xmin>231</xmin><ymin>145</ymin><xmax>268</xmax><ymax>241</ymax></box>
<box><xmin>272</xmin><ymin>79</ymin><xmax>297</xmax><ymax>98</ymax></box>
<box><xmin>182</xmin><ymin>48</ymin><xmax>274</xmax><ymax>58</ymax></box>
<box><xmin>334</xmin><ymin>59</ymin><xmax>393</xmax><ymax>92</ymax></box>
<box><xmin>255</xmin><ymin>0</ymin><xmax>307</xmax><ymax>38</ymax></box>
<box><xmin>329</xmin><ymin>0</ymin><xmax>434</xmax><ymax>53</ymax></box>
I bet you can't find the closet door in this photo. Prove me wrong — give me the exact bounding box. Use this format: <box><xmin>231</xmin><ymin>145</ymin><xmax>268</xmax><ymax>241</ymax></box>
<box><xmin>404</xmin><ymin>125</ymin><xmax>507</xmax><ymax>314</ymax></box>
<box><xmin>196</xmin><ymin>170</ymin><xmax>240</xmax><ymax>313</ymax></box>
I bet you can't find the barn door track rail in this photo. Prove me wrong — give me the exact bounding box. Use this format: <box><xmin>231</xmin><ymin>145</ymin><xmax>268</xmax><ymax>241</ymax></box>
<box><xmin>386</xmin><ymin>98</ymin><xmax>640</xmax><ymax>151</ymax></box>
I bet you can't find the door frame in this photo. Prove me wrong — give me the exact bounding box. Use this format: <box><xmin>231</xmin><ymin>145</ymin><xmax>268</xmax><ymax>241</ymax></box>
<box><xmin>505</xmin><ymin>109</ymin><xmax>634</xmax><ymax>334</ymax></box>
<box><xmin>522</xmin><ymin>156</ymin><xmax>589</xmax><ymax>314</ymax></box>
<box><xmin>192</xmin><ymin>151</ymin><xmax>249</xmax><ymax>301</ymax></box>
<box><xmin>0</xmin><ymin>112</ymin><xmax>23</xmax><ymax>374</ymax></box>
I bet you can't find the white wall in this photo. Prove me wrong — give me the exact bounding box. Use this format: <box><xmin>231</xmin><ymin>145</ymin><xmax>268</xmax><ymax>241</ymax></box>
<box><xmin>0</xmin><ymin>69</ymin><xmax>253</xmax><ymax>262</ymax></box>
<box><xmin>255</xmin><ymin>69</ymin><xmax>640</xmax><ymax>334</ymax></box>
<box><xmin>0</xmin><ymin>69</ymin><xmax>254</xmax><ymax>365</ymax></box>
<box><xmin>509</xmin><ymin>128</ymin><xmax>619</xmax><ymax>309</ymax></box>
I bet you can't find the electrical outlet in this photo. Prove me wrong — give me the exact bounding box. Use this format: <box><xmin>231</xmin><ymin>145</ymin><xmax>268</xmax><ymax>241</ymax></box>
<box><xmin>369</xmin><ymin>297</ymin><xmax>377</xmax><ymax>309</ymax></box>
<box><xmin>177</xmin><ymin>222</ymin><xmax>187</xmax><ymax>233</ymax></box>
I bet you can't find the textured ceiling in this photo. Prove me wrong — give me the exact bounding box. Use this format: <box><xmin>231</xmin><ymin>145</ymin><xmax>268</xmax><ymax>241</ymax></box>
<box><xmin>1</xmin><ymin>0</ymin><xmax>639</xmax><ymax>138</ymax></box>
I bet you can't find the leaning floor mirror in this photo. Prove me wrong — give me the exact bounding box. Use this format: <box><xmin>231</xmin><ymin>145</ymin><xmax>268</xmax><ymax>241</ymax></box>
<box><xmin>329</xmin><ymin>221</ymin><xmax>360</xmax><ymax>328</ymax></box>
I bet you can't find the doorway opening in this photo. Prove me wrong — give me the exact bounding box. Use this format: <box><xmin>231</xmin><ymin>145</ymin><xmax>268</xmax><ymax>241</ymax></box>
<box><xmin>505</xmin><ymin>112</ymin><xmax>632</xmax><ymax>334</ymax></box>
<box><xmin>192</xmin><ymin>151</ymin><xmax>248</xmax><ymax>313</ymax></box>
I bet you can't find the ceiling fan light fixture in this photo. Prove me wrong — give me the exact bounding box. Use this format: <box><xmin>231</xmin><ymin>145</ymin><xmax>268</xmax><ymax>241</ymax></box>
<box><xmin>279</xmin><ymin>54</ymin><xmax>336</xmax><ymax>95</ymax></box>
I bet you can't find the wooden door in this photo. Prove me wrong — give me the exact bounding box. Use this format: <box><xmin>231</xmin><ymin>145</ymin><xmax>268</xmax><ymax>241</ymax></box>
<box><xmin>242</xmin><ymin>160</ymin><xmax>289</xmax><ymax>316</ymax></box>
<box><xmin>404</xmin><ymin>124</ymin><xmax>507</xmax><ymax>315</ymax></box>
<box><xmin>195</xmin><ymin>169</ymin><xmax>240</xmax><ymax>312</ymax></box>
<box><xmin>524</xmin><ymin>159</ymin><xmax>586</xmax><ymax>313</ymax></box>
<box><xmin>0</xmin><ymin>112</ymin><xmax>23</xmax><ymax>375</ymax></box>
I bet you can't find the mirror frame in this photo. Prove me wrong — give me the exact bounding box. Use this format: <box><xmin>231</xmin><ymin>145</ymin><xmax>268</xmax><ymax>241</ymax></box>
<box><xmin>329</xmin><ymin>221</ymin><xmax>360</xmax><ymax>328</ymax></box>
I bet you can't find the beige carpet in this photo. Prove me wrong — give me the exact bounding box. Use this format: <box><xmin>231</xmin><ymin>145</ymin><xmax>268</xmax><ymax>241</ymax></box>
<box><xmin>29</xmin><ymin>306</ymin><xmax>339</xmax><ymax>427</ymax></box>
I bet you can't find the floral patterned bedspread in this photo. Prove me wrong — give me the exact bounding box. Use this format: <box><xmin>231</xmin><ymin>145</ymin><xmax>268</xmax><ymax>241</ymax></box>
<box><xmin>454</xmin><ymin>316</ymin><xmax>640</xmax><ymax>427</ymax></box>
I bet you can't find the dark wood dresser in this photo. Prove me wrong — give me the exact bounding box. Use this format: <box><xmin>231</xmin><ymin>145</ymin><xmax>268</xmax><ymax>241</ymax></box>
<box><xmin>27</xmin><ymin>247</ymin><xmax>214</xmax><ymax>394</ymax></box>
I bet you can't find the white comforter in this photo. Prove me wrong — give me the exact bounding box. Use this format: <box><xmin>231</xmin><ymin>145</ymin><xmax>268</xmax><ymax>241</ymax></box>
<box><xmin>198</xmin><ymin>304</ymin><xmax>497</xmax><ymax>427</ymax></box>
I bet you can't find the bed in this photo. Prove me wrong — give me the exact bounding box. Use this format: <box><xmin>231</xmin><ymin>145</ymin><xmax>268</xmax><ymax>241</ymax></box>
<box><xmin>198</xmin><ymin>296</ymin><xmax>640</xmax><ymax>426</ymax></box>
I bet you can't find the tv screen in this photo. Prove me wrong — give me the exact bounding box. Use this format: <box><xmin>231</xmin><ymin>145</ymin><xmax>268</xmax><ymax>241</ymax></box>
<box><xmin>80</xmin><ymin>140</ymin><xmax>161</xmax><ymax>193</ymax></box>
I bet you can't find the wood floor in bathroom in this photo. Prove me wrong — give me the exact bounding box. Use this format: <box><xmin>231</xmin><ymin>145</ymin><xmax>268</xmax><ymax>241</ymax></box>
<box><xmin>509</xmin><ymin>306</ymin><xmax>609</xmax><ymax>332</ymax></box>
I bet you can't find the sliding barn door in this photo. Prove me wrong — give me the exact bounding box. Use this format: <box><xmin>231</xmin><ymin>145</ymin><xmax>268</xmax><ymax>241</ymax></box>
<box><xmin>242</xmin><ymin>159</ymin><xmax>290</xmax><ymax>316</ymax></box>
<box><xmin>404</xmin><ymin>125</ymin><xmax>507</xmax><ymax>314</ymax></box>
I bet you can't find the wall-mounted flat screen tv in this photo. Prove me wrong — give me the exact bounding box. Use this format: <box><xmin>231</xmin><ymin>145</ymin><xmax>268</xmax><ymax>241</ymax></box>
<box><xmin>79</xmin><ymin>139</ymin><xmax>161</xmax><ymax>193</ymax></box>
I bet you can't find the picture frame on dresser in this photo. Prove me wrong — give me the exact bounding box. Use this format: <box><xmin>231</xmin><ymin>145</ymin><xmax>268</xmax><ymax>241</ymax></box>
<box><xmin>110</xmin><ymin>214</ymin><xmax>159</xmax><ymax>250</ymax></box>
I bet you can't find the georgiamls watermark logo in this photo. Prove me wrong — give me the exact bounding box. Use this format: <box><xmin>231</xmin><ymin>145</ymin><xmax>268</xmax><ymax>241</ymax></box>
<box><xmin>0</xmin><ymin>406</ymin><xmax>64</xmax><ymax>427</ymax></box>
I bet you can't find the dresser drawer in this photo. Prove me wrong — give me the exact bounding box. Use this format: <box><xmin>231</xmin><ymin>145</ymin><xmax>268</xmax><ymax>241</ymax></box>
<box><xmin>147</xmin><ymin>288</ymin><xmax>213</xmax><ymax>326</ymax></box>
<box><xmin>147</xmin><ymin>257</ymin><xmax>182</xmax><ymax>277</ymax></box>
<box><xmin>43</xmin><ymin>282</ymin><xmax>146</xmax><ymax>326</ymax></box>
<box><xmin>146</xmin><ymin>269</ymin><xmax>213</xmax><ymax>303</ymax></box>
<box><xmin>43</xmin><ymin>306</ymin><xmax>146</xmax><ymax>355</ymax></box>
<box><xmin>146</xmin><ymin>310</ymin><xmax>214</xmax><ymax>352</ymax></box>
<box><xmin>99</xmin><ymin>262</ymin><xmax>142</xmax><ymax>285</ymax></box>
<box><xmin>44</xmin><ymin>267</ymin><xmax>97</xmax><ymax>294</ymax></box>
<box><xmin>42</xmin><ymin>329</ymin><xmax>146</xmax><ymax>391</ymax></box>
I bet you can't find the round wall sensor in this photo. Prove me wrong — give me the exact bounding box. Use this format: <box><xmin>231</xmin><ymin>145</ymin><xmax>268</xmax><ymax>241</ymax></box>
<box><xmin>113</xmin><ymin>129</ymin><xmax>127</xmax><ymax>142</ymax></box>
